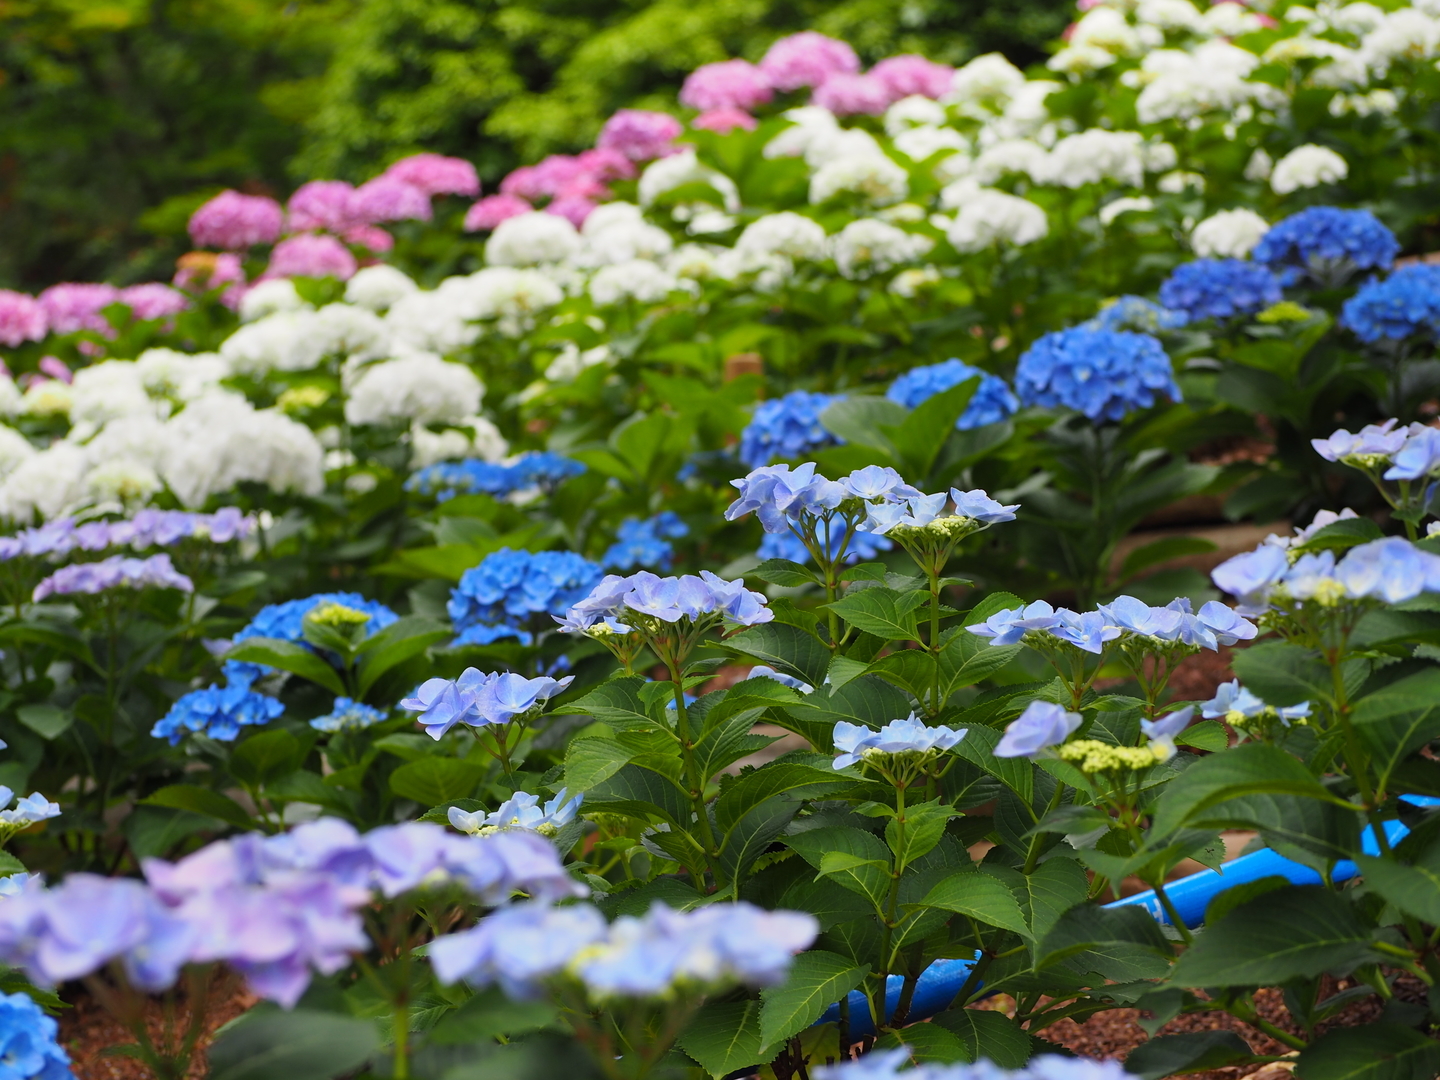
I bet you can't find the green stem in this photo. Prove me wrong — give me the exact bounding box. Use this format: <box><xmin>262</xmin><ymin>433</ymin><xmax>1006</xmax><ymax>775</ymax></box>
<box><xmin>927</xmin><ymin>566</ymin><xmax>942</xmax><ymax>717</ymax></box>
<box><xmin>1023</xmin><ymin>782</ymin><xmax>1066</xmax><ymax>874</ymax></box>
<box><xmin>872</xmin><ymin>781</ymin><xmax>908</xmax><ymax>1031</ymax></box>
<box><xmin>669</xmin><ymin>669</ymin><xmax>720</xmax><ymax>890</ymax></box>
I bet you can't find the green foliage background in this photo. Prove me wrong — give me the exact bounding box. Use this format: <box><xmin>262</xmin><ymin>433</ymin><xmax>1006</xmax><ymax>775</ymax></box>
<box><xmin>0</xmin><ymin>0</ymin><xmax>1069</xmax><ymax>290</ymax></box>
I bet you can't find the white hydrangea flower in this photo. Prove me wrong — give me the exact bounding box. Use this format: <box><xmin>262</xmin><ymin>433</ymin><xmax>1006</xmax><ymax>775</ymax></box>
<box><xmin>810</xmin><ymin>152</ymin><xmax>909</xmax><ymax>206</ymax></box>
<box><xmin>684</xmin><ymin>210</ymin><xmax>737</xmax><ymax>236</ymax></box>
<box><xmin>344</xmin><ymin>265</ymin><xmax>419</xmax><ymax>311</ymax></box>
<box><xmin>1048</xmin><ymin>44</ymin><xmax>1120</xmax><ymax>75</ymax></box>
<box><xmin>589</xmin><ymin>259</ymin><xmax>681</xmax><ymax>306</ymax></box>
<box><xmin>1244</xmin><ymin>147</ymin><xmax>1274</xmax><ymax>181</ymax></box>
<box><xmin>829</xmin><ymin>219</ymin><xmax>934</xmax><ymax>278</ymax></box>
<box><xmin>884</xmin><ymin>95</ymin><xmax>948</xmax><ymax>135</ymax></box>
<box><xmin>345</xmin><ymin>353</ymin><xmax>484</xmax><ymax>426</ymax></box>
<box><xmin>1329</xmin><ymin>88</ymin><xmax>1400</xmax><ymax>116</ymax></box>
<box><xmin>1191</xmin><ymin>209</ymin><xmax>1270</xmax><ymax>258</ymax></box>
<box><xmin>86</xmin><ymin>459</ymin><xmax>162</xmax><ymax>506</ymax></box>
<box><xmin>947</xmin><ymin>190</ymin><xmax>1049</xmax><ymax>252</ymax></box>
<box><xmin>0</xmin><ymin>427</ymin><xmax>33</xmax><ymax>479</ymax></box>
<box><xmin>81</xmin><ymin>414</ymin><xmax>171</xmax><ymax>473</ymax></box>
<box><xmin>1136</xmin><ymin>0</ymin><xmax>1204</xmax><ymax>33</ymax></box>
<box><xmin>1135</xmin><ymin>42</ymin><xmax>1266</xmax><ymax>123</ymax></box>
<box><xmin>20</xmin><ymin>380</ymin><xmax>72</xmax><ymax>419</ymax></box>
<box><xmin>803</xmin><ymin>128</ymin><xmax>885</xmax><ymax>170</ymax></box>
<box><xmin>1307</xmin><ymin>44</ymin><xmax>1371</xmax><ymax>87</ymax></box>
<box><xmin>221</xmin><ymin>311</ymin><xmax>328</xmax><ymax>376</ymax></box>
<box><xmin>312</xmin><ymin>303</ymin><xmax>390</xmax><ymax>360</ymax></box>
<box><xmin>577</xmin><ymin>220</ymin><xmax>675</xmax><ymax>267</ymax></box>
<box><xmin>889</xmin><ymin>266</ymin><xmax>942</xmax><ymax>298</ymax></box>
<box><xmin>1326</xmin><ymin>1</ymin><xmax>1385</xmax><ymax>34</ymax></box>
<box><xmin>0</xmin><ymin>378</ymin><xmax>21</xmax><ymax>418</ymax></box>
<box><xmin>992</xmin><ymin>81</ymin><xmax>1060</xmax><ymax>139</ymax></box>
<box><xmin>763</xmin><ymin>106</ymin><xmax>841</xmax><ymax>159</ymax></box>
<box><xmin>458</xmin><ymin>268</ymin><xmax>565</xmax><ymax>336</ymax></box>
<box><xmin>972</xmin><ymin>139</ymin><xmax>1051</xmax><ymax>185</ymax></box>
<box><xmin>637</xmin><ymin>150</ymin><xmax>740</xmax><ymax>212</ymax></box>
<box><xmin>1070</xmin><ymin>7</ymin><xmax>1144</xmax><ymax>54</ymax></box>
<box><xmin>134</xmin><ymin>348</ymin><xmax>228</xmax><ymax>404</ymax></box>
<box><xmin>1202</xmin><ymin>2</ymin><xmax>1265</xmax><ymax>35</ymax></box>
<box><xmin>485</xmin><ymin>212</ymin><xmax>583</xmax><ymax>267</ymax></box>
<box><xmin>239</xmin><ymin>278</ymin><xmax>309</xmax><ymax>323</ymax></box>
<box><xmin>1270</xmin><ymin>144</ymin><xmax>1349</xmax><ymax>194</ymax></box>
<box><xmin>1361</xmin><ymin>8</ymin><xmax>1440</xmax><ymax>71</ymax></box>
<box><xmin>933</xmin><ymin>153</ymin><xmax>974</xmax><ymax>184</ymax></box>
<box><xmin>893</xmin><ymin>126</ymin><xmax>970</xmax><ymax>162</ymax></box>
<box><xmin>1098</xmin><ymin>197</ymin><xmax>1155</xmax><ymax>226</ymax></box>
<box><xmin>384</xmin><ymin>289</ymin><xmax>483</xmax><ymax>355</ymax></box>
<box><xmin>544</xmin><ymin>343</ymin><xmax>614</xmax><ymax>382</ymax></box>
<box><xmin>1158</xmin><ymin>170</ymin><xmax>1204</xmax><ymax>193</ymax></box>
<box><xmin>736</xmin><ymin>213</ymin><xmax>828</xmax><ymax>261</ymax></box>
<box><xmin>581</xmin><ymin>202</ymin><xmax>645</xmax><ymax>236</ymax></box>
<box><xmin>1141</xmin><ymin>141</ymin><xmax>1179</xmax><ymax>173</ymax></box>
<box><xmin>68</xmin><ymin>361</ymin><xmax>155</xmax><ymax>435</ymax></box>
<box><xmin>937</xmin><ymin>177</ymin><xmax>984</xmax><ymax>211</ymax></box>
<box><xmin>944</xmin><ymin>53</ymin><xmax>1026</xmax><ymax>108</ymax></box>
<box><xmin>409</xmin><ymin>416</ymin><xmax>508</xmax><ymax>468</ymax></box>
<box><xmin>713</xmin><ymin>249</ymin><xmax>794</xmax><ymax>291</ymax></box>
<box><xmin>0</xmin><ymin>442</ymin><xmax>89</xmax><ymax>522</ymax></box>
<box><xmin>666</xmin><ymin>244</ymin><xmax>722</xmax><ymax>280</ymax></box>
<box><xmin>1043</xmin><ymin>130</ymin><xmax>1146</xmax><ymax>187</ymax></box>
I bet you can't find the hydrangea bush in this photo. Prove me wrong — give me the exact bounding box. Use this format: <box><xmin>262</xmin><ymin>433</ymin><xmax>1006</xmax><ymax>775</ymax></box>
<box><xmin>1</xmin><ymin>3</ymin><xmax>1440</xmax><ymax>1078</ymax></box>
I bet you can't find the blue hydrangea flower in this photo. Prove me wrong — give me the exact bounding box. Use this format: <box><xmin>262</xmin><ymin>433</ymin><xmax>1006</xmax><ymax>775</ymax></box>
<box><xmin>1252</xmin><ymin>207</ymin><xmax>1399</xmax><ymax>273</ymax></box>
<box><xmin>1141</xmin><ymin>705</ymin><xmax>1194</xmax><ymax>762</ymax></box>
<box><xmin>832</xmin><ymin>714</ymin><xmax>967</xmax><ymax>770</ymax></box>
<box><xmin>452</xmin><ymin>623</ymin><xmax>534</xmax><ymax>647</ymax></box>
<box><xmin>448</xmin><ymin>788</ymin><xmax>584</xmax><ymax>836</ymax></box>
<box><xmin>1014</xmin><ymin>328</ymin><xmax>1182</xmax><ymax>421</ymax></box>
<box><xmin>151</xmin><ymin>684</ymin><xmax>285</xmax><ymax>744</ymax></box>
<box><xmin>1340</xmin><ymin>264</ymin><xmax>1440</xmax><ymax>343</ymax></box>
<box><xmin>0</xmin><ymin>988</ymin><xmax>73</xmax><ymax>1080</ymax></box>
<box><xmin>407</xmin><ymin>452</ymin><xmax>585</xmax><ymax>500</ymax></box>
<box><xmin>739</xmin><ymin>391</ymin><xmax>844</xmax><ymax>468</ymax></box>
<box><xmin>449</xmin><ymin>549</ymin><xmax>603</xmax><ymax>631</ymax></box>
<box><xmin>885</xmin><ymin>359</ymin><xmax>1020</xmax><ymax>430</ymax></box>
<box><xmin>603</xmin><ymin>512</ymin><xmax>689</xmax><ymax>571</ymax></box>
<box><xmin>1157</xmin><ymin>259</ymin><xmax>1282</xmax><ymax>321</ymax></box>
<box><xmin>1085</xmin><ymin>295</ymin><xmax>1189</xmax><ymax>334</ymax></box>
<box><xmin>237</xmin><ymin>592</ymin><xmax>398</xmax><ymax>645</ymax></box>
<box><xmin>310</xmin><ymin>697</ymin><xmax>387</xmax><ymax>733</ymax></box>
<box><xmin>400</xmin><ymin>669</ymin><xmax>575</xmax><ymax>739</ymax></box>
<box><xmin>994</xmin><ymin>700</ymin><xmax>1082</xmax><ymax>758</ymax></box>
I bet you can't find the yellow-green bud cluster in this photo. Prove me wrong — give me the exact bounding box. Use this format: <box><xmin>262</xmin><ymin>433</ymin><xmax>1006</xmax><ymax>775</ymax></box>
<box><xmin>1058</xmin><ymin>739</ymin><xmax>1160</xmax><ymax>774</ymax></box>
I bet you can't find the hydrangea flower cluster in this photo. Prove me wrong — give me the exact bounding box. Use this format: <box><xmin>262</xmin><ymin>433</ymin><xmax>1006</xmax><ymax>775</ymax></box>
<box><xmin>0</xmin><ymin>787</ymin><xmax>60</xmax><ymax>842</ymax></box>
<box><xmin>0</xmin><ymin>988</ymin><xmax>73</xmax><ymax>1080</ymax></box>
<box><xmin>0</xmin><ymin>818</ymin><xmax>580</xmax><ymax>1008</ymax></box>
<box><xmin>309</xmin><ymin>697</ymin><xmax>388</xmax><ymax>733</ymax></box>
<box><xmin>430</xmin><ymin>898</ymin><xmax>816</xmax><ymax>1001</ymax></box>
<box><xmin>406</xmin><ymin>452</ymin><xmax>586</xmax><ymax>500</ymax></box>
<box><xmin>1084</xmin><ymin>295</ymin><xmax>1189</xmax><ymax>334</ymax></box>
<box><xmin>1213</xmin><ymin>535</ymin><xmax>1440</xmax><ymax>614</ymax></box>
<box><xmin>236</xmin><ymin>591</ymin><xmax>398</xmax><ymax>645</ymax></box>
<box><xmin>1340</xmin><ymin>264</ymin><xmax>1440</xmax><ymax>343</ymax></box>
<box><xmin>1014</xmin><ymin>327</ymin><xmax>1182</xmax><ymax>421</ymax></box>
<box><xmin>885</xmin><ymin>359</ymin><xmax>1020</xmax><ymax>430</ymax></box>
<box><xmin>994</xmin><ymin>700</ymin><xmax>1083</xmax><ymax>758</ymax></box>
<box><xmin>969</xmin><ymin>595</ymin><xmax>1255</xmax><ymax>654</ymax></box>
<box><xmin>151</xmin><ymin>682</ymin><xmax>286</xmax><ymax>744</ymax></box>
<box><xmin>32</xmin><ymin>554</ymin><xmax>193</xmax><ymax>602</ymax></box>
<box><xmin>739</xmin><ymin>390</ymin><xmax>843</xmax><ymax>468</ymax></box>
<box><xmin>1157</xmin><ymin>259</ymin><xmax>1283</xmax><ymax>321</ymax></box>
<box><xmin>448</xmin><ymin>788</ymin><xmax>583</xmax><ymax>836</ymax></box>
<box><xmin>814</xmin><ymin>1048</ymin><xmax>1135</xmax><ymax>1080</ymax></box>
<box><xmin>1203</xmin><ymin>679</ymin><xmax>1312</xmax><ymax>729</ymax></box>
<box><xmin>0</xmin><ymin>507</ymin><xmax>254</xmax><ymax>562</ymax></box>
<box><xmin>602</xmin><ymin>511</ymin><xmax>689</xmax><ymax>571</ymax></box>
<box><xmin>1252</xmin><ymin>207</ymin><xmax>1399</xmax><ymax>273</ymax></box>
<box><xmin>448</xmin><ymin>548</ymin><xmax>604</xmax><ymax>633</ymax></box>
<box><xmin>400</xmin><ymin>669</ymin><xmax>574</xmax><ymax>739</ymax></box>
<box><xmin>832</xmin><ymin>715</ymin><xmax>966</xmax><ymax>772</ymax></box>
<box><xmin>558</xmin><ymin>570</ymin><xmax>773</xmax><ymax>634</ymax></box>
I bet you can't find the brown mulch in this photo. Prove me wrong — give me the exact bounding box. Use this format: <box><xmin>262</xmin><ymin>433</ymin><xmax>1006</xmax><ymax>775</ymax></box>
<box><xmin>59</xmin><ymin>979</ymin><xmax>257</xmax><ymax>1080</ymax></box>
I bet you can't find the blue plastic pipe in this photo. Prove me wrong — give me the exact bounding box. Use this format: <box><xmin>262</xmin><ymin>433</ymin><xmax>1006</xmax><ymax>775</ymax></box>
<box><xmin>816</xmin><ymin>795</ymin><xmax>1440</xmax><ymax>1038</ymax></box>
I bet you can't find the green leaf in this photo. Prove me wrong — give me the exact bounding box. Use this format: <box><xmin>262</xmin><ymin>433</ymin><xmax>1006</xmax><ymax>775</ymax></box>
<box><xmin>789</xmin><ymin>676</ymin><xmax>915</xmax><ymax>743</ymax></box>
<box><xmin>786</xmin><ymin>826</ymin><xmax>890</xmax><ymax>907</ymax></box>
<box><xmin>585</xmin><ymin>763</ymin><xmax>692</xmax><ymax>826</ymax></box>
<box><xmin>14</xmin><ymin>704</ymin><xmax>72</xmax><ymax>740</ymax></box>
<box><xmin>676</xmin><ymin>999</ymin><xmax>764</xmax><ymax>1079</ymax></box>
<box><xmin>207</xmin><ymin>1009</ymin><xmax>380</xmax><ymax>1080</ymax></box>
<box><xmin>751</xmin><ymin>559</ymin><xmax>819</xmax><ymax>588</ymax></box>
<box><xmin>1292</xmin><ymin>517</ymin><xmax>1385</xmax><ymax>554</ymax></box>
<box><xmin>1170</xmin><ymin>886</ymin><xmax>1381</xmax><ymax>988</ymax></box>
<box><xmin>887</xmin><ymin>799</ymin><xmax>959</xmax><ymax>870</ymax></box>
<box><xmin>826</xmin><ymin>588</ymin><xmax>929</xmax><ymax>642</ymax></box>
<box><xmin>1118</xmin><ymin>536</ymin><xmax>1218</xmax><ymax>583</ymax></box>
<box><xmin>228</xmin><ymin>729</ymin><xmax>304</xmax><ymax>788</ymax></box>
<box><xmin>1351</xmin><ymin>668</ymin><xmax>1440</xmax><ymax>791</ymax></box>
<box><xmin>1125</xmin><ymin>1032</ymin><xmax>1255</xmax><ymax>1080</ymax></box>
<box><xmin>141</xmin><ymin>784</ymin><xmax>254</xmax><ymax>830</ymax></box>
<box><xmin>714</xmin><ymin>762</ymin><xmax>848</xmax><ymax>832</ymax></box>
<box><xmin>1355</xmin><ymin>846</ymin><xmax>1440</xmax><ymax>925</ymax></box>
<box><xmin>758</xmin><ymin>950</ymin><xmax>868</xmax><ymax>1050</ymax></box>
<box><xmin>718</xmin><ymin>798</ymin><xmax>798</xmax><ymax>888</ymax></box>
<box><xmin>819</xmin><ymin>396</ymin><xmax>905</xmax><ymax>455</ymax></box>
<box><xmin>725</xmin><ymin>624</ymin><xmax>831</xmax><ymax>689</ymax></box>
<box><xmin>224</xmin><ymin>638</ymin><xmax>346</xmax><ymax>697</ymax></box>
<box><xmin>1175</xmin><ymin>720</ymin><xmax>1228</xmax><ymax>752</ymax></box>
<box><xmin>1150</xmin><ymin>743</ymin><xmax>1349</xmax><ymax>839</ymax></box>
<box><xmin>873</xmin><ymin>1023</ymin><xmax>969</xmax><ymax>1062</ymax></box>
<box><xmin>388</xmin><ymin>757</ymin><xmax>486</xmax><ymax>806</ymax></box>
<box><xmin>881</xmin><ymin>379</ymin><xmax>979</xmax><ymax>479</ymax></box>
<box><xmin>1228</xmin><ymin>641</ymin><xmax>1331</xmax><ymax>709</ymax></box>
<box><xmin>983</xmin><ymin>856</ymin><xmax>1090</xmax><ymax>942</ymax></box>
<box><xmin>353</xmin><ymin>616</ymin><xmax>449</xmax><ymax>697</ymax></box>
<box><xmin>564</xmin><ymin>734</ymin><xmax>634</xmax><ymax>793</ymax></box>
<box><xmin>952</xmin><ymin>723</ymin><xmax>1033</xmax><ymax>804</ymax></box>
<box><xmin>427</xmin><ymin>986</ymin><xmax>559</xmax><ymax>1045</ymax></box>
<box><xmin>124</xmin><ymin>806</ymin><xmax>214</xmax><ymax>860</ymax></box>
<box><xmin>938</xmin><ymin>631</ymin><xmax>1021</xmax><ymax>701</ymax></box>
<box><xmin>917</xmin><ymin>871</ymin><xmax>1032</xmax><ymax>940</ymax></box>
<box><xmin>930</xmin><ymin>1008</ymin><xmax>1032</xmax><ymax>1068</ymax></box>
<box><xmin>1294</xmin><ymin>1023</ymin><xmax>1440</xmax><ymax>1080</ymax></box>
<box><xmin>556</xmin><ymin>676</ymin><xmax>660</xmax><ymax>730</ymax></box>
<box><xmin>1037</xmin><ymin>903</ymin><xmax>1173</xmax><ymax>982</ymax></box>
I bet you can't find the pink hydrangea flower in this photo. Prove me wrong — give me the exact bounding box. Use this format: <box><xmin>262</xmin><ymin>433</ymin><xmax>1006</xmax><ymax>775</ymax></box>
<box><xmin>680</xmin><ymin>59</ymin><xmax>774</xmax><ymax>111</ymax></box>
<box><xmin>173</xmin><ymin>252</ymin><xmax>246</xmax><ymax>306</ymax></box>
<box><xmin>464</xmin><ymin>194</ymin><xmax>533</xmax><ymax>232</ymax></box>
<box><xmin>759</xmin><ymin>32</ymin><xmax>860</xmax><ymax>92</ymax></box>
<box><xmin>577</xmin><ymin>148</ymin><xmax>636</xmax><ymax>182</ymax></box>
<box><xmin>38</xmin><ymin>356</ymin><xmax>72</xmax><ymax>384</ymax></box>
<box><xmin>287</xmin><ymin>181</ymin><xmax>357</xmax><ymax>233</ymax></box>
<box><xmin>692</xmin><ymin>107</ymin><xmax>759</xmax><ymax>133</ymax></box>
<box><xmin>348</xmin><ymin>176</ymin><xmax>433</xmax><ymax>224</ymax></box>
<box><xmin>500</xmin><ymin>155</ymin><xmax>604</xmax><ymax>201</ymax></box>
<box><xmin>188</xmin><ymin>190</ymin><xmax>284</xmax><ymax>250</ymax></box>
<box><xmin>383</xmin><ymin>153</ymin><xmax>480</xmax><ymax>197</ymax></box>
<box><xmin>546</xmin><ymin>196</ymin><xmax>597</xmax><ymax>228</ymax></box>
<box><xmin>812</xmin><ymin>73</ymin><xmax>893</xmax><ymax>116</ymax></box>
<box><xmin>0</xmin><ymin>290</ymin><xmax>46</xmax><ymax>347</ymax></box>
<box><xmin>265</xmin><ymin>235</ymin><xmax>358</xmax><ymax>281</ymax></box>
<box><xmin>870</xmin><ymin>55</ymin><xmax>955</xmax><ymax>100</ymax></box>
<box><xmin>119</xmin><ymin>283</ymin><xmax>190</xmax><ymax>321</ymax></box>
<box><xmin>597</xmin><ymin>109</ymin><xmax>684</xmax><ymax>162</ymax></box>
<box><xmin>344</xmin><ymin>225</ymin><xmax>395</xmax><ymax>253</ymax></box>
<box><xmin>38</xmin><ymin>283</ymin><xmax>121</xmax><ymax>335</ymax></box>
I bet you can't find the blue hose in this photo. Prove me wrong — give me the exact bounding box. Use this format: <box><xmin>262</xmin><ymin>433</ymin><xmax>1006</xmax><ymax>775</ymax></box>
<box><xmin>816</xmin><ymin>794</ymin><xmax>1440</xmax><ymax>1038</ymax></box>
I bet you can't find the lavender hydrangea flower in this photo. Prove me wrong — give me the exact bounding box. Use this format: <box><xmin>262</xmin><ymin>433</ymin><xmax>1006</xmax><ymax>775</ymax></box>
<box><xmin>400</xmin><ymin>669</ymin><xmax>574</xmax><ymax>739</ymax></box>
<box><xmin>32</xmin><ymin>554</ymin><xmax>194</xmax><ymax>602</ymax></box>
<box><xmin>1384</xmin><ymin>426</ymin><xmax>1440</xmax><ymax>481</ymax></box>
<box><xmin>430</xmin><ymin>901</ymin><xmax>609</xmax><ymax>999</ymax></box>
<box><xmin>448</xmin><ymin>788</ymin><xmax>583</xmax><ymax>836</ymax></box>
<box><xmin>886</xmin><ymin>360</ymin><xmax>1020</xmax><ymax>430</ymax></box>
<box><xmin>726</xmin><ymin>462</ymin><xmax>847</xmax><ymax>534</ymax></box>
<box><xmin>994</xmin><ymin>701</ymin><xmax>1083</xmax><ymax>758</ymax></box>
<box><xmin>1203</xmin><ymin>680</ymin><xmax>1311</xmax><ymax>727</ymax></box>
<box><xmin>0</xmin><ymin>789</ymin><xmax>59</xmax><ymax>830</ymax></box>
<box><xmin>1141</xmin><ymin>705</ymin><xmax>1194</xmax><ymax>762</ymax></box>
<box><xmin>1211</xmin><ymin>544</ymin><xmax>1290</xmax><ymax>610</ymax></box>
<box><xmin>967</xmin><ymin>600</ymin><xmax>1061</xmax><ymax>645</ymax></box>
<box><xmin>1311</xmin><ymin>419</ymin><xmax>1410</xmax><ymax>463</ymax></box>
<box><xmin>559</xmin><ymin>570</ymin><xmax>772</xmax><ymax>633</ymax></box>
<box><xmin>1334</xmin><ymin>536</ymin><xmax>1440</xmax><ymax>603</ymax></box>
<box><xmin>832</xmin><ymin>715</ymin><xmax>966</xmax><ymax>770</ymax></box>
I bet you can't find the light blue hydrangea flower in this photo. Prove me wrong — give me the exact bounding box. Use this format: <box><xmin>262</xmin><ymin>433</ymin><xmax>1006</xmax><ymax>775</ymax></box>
<box><xmin>448</xmin><ymin>788</ymin><xmax>583</xmax><ymax>835</ymax></box>
<box><xmin>1085</xmin><ymin>295</ymin><xmax>1189</xmax><ymax>334</ymax></box>
<box><xmin>832</xmin><ymin>714</ymin><xmax>967</xmax><ymax>770</ymax></box>
<box><xmin>407</xmin><ymin>451</ymin><xmax>585</xmax><ymax>500</ymax></box>
<box><xmin>400</xmin><ymin>669</ymin><xmax>575</xmax><ymax>739</ymax></box>
<box><xmin>1014</xmin><ymin>328</ymin><xmax>1181</xmax><ymax>422</ymax></box>
<box><xmin>310</xmin><ymin>697</ymin><xmax>387</xmax><ymax>733</ymax></box>
<box><xmin>451</xmin><ymin>623</ymin><xmax>534</xmax><ymax>647</ymax></box>
<box><xmin>0</xmin><ymin>988</ymin><xmax>73</xmax><ymax>1080</ymax></box>
<box><xmin>1203</xmin><ymin>680</ymin><xmax>1311</xmax><ymax>726</ymax></box>
<box><xmin>885</xmin><ymin>359</ymin><xmax>1020</xmax><ymax>430</ymax></box>
<box><xmin>994</xmin><ymin>701</ymin><xmax>1083</xmax><ymax>758</ymax></box>
<box><xmin>1157</xmin><ymin>259</ymin><xmax>1282</xmax><ymax>321</ymax></box>
<box><xmin>1141</xmin><ymin>705</ymin><xmax>1194</xmax><ymax>761</ymax></box>
<box><xmin>739</xmin><ymin>391</ymin><xmax>843</xmax><ymax>468</ymax></box>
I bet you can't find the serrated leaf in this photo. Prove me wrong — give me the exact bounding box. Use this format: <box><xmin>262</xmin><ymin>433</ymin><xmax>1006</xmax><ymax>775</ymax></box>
<box><xmin>555</xmin><ymin>676</ymin><xmax>660</xmax><ymax>730</ymax></box>
<box><xmin>751</xmin><ymin>559</ymin><xmax>820</xmax><ymax>588</ymax></box>
<box><xmin>224</xmin><ymin>637</ymin><xmax>346</xmax><ymax>697</ymax></box>
<box><xmin>786</xmin><ymin>826</ymin><xmax>890</xmax><ymax>907</ymax></box>
<box><xmin>982</xmin><ymin>856</ymin><xmax>1089</xmax><ymax>942</ymax></box>
<box><xmin>873</xmin><ymin>1023</ymin><xmax>969</xmax><ymax>1062</ymax></box>
<box><xmin>1294</xmin><ymin>1023</ymin><xmax>1440</xmax><ymax>1080</ymax></box>
<box><xmin>826</xmin><ymin>588</ymin><xmax>929</xmax><ymax>642</ymax></box>
<box><xmin>951</xmin><ymin>723</ymin><xmax>1033</xmax><ymax>804</ymax></box>
<box><xmin>1355</xmin><ymin>848</ymin><xmax>1440</xmax><ymax>925</ymax></box>
<box><xmin>1125</xmin><ymin>1032</ymin><xmax>1254</xmax><ymax>1080</ymax></box>
<box><xmin>1038</xmin><ymin>903</ymin><xmax>1173</xmax><ymax>982</ymax></box>
<box><xmin>388</xmin><ymin>757</ymin><xmax>486</xmax><ymax>806</ymax></box>
<box><xmin>141</xmin><ymin>784</ymin><xmax>254</xmax><ymax>831</ymax></box>
<box><xmin>715</xmin><ymin>761</ymin><xmax>848</xmax><ymax>832</ymax></box>
<box><xmin>725</xmin><ymin>624</ymin><xmax>831</xmax><ymax>689</ymax></box>
<box><xmin>758</xmin><ymin>950</ymin><xmax>868</xmax><ymax>1049</ymax></box>
<box><xmin>208</xmin><ymin>1009</ymin><xmax>380</xmax><ymax>1080</ymax></box>
<box><xmin>677</xmin><ymin>999</ymin><xmax>764</xmax><ymax>1078</ymax></box>
<box><xmin>564</xmin><ymin>734</ymin><xmax>634</xmax><ymax>793</ymax></box>
<box><xmin>917</xmin><ymin>871</ymin><xmax>1032</xmax><ymax>940</ymax></box>
<box><xmin>930</xmin><ymin>1008</ymin><xmax>1031</xmax><ymax>1067</ymax></box>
